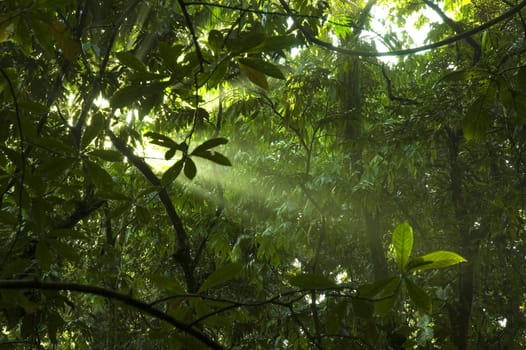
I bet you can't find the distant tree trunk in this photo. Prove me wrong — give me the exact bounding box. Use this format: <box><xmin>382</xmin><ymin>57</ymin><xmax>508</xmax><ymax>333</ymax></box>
<box><xmin>338</xmin><ymin>56</ymin><xmax>388</xmax><ymax>280</ymax></box>
<box><xmin>446</xmin><ymin>128</ymin><xmax>477</xmax><ymax>350</ymax></box>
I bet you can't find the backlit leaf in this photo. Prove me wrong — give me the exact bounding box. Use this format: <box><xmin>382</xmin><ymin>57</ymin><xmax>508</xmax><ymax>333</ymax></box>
<box><xmin>237</xmin><ymin>58</ymin><xmax>285</xmax><ymax>79</ymax></box>
<box><xmin>239</xmin><ymin>63</ymin><xmax>269</xmax><ymax>90</ymax></box>
<box><xmin>407</xmin><ymin>251</ymin><xmax>467</xmax><ymax>273</ymax></box>
<box><xmin>392</xmin><ymin>222</ymin><xmax>413</xmax><ymax>271</ymax></box>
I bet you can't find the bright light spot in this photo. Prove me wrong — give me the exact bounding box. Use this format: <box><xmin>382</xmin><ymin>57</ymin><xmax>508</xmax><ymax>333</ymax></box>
<box><xmin>498</xmin><ymin>317</ymin><xmax>507</xmax><ymax>328</ymax></box>
<box><xmin>336</xmin><ymin>271</ymin><xmax>348</xmax><ymax>283</ymax></box>
<box><xmin>368</xmin><ymin>2</ymin><xmax>452</xmax><ymax>64</ymax></box>
<box><xmin>292</xmin><ymin>258</ymin><xmax>302</xmax><ymax>269</ymax></box>
<box><xmin>93</xmin><ymin>93</ymin><xmax>110</xmax><ymax>109</ymax></box>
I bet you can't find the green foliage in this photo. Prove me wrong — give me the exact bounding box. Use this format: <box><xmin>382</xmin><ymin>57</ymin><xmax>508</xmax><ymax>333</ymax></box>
<box><xmin>0</xmin><ymin>0</ymin><xmax>525</xmax><ymax>349</ymax></box>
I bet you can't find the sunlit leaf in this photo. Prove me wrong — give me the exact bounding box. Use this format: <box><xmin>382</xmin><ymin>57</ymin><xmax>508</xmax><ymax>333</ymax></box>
<box><xmin>407</xmin><ymin>251</ymin><xmax>467</xmax><ymax>273</ymax></box>
<box><xmin>237</xmin><ymin>58</ymin><xmax>285</xmax><ymax>79</ymax></box>
<box><xmin>392</xmin><ymin>222</ymin><xmax>413</xmax><ymax>271</ymax></box>
<box><xmin>225</xmin><ymin>31</ymin><xmax>265</xmax><ymax>54</ymax></box>
<box><xmin>49</xmin><ymin>21</ymin><xmax>81</xmax><ymax>62</ymax></box>
<box><xmin>239</xmin><ymin>63</ymin><xmax>269</xmax><ymax>90</ymax></box>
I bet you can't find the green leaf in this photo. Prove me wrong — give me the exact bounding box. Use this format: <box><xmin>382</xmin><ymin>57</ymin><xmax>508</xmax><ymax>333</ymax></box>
<box><xmin>439</xmin><ymin>68</ymin><xmax>489</xmax><ymax>83</ymax></box>
<box><xmin>191</xmin><ymin>137</ymin><xmax>228</xmax><ymax>155</ymax></box>
<box><xmin>462</xmin><ymin>97</ymin><xmax>490</xmax><ymax>141</ymax></box>
<box><xmin>392</xmin><ymin>222</ymin><xmax>413</xmax><ymax>271</ymax></box>
<box><xmin>407</xmin><ymin>251</ymin><xmax>467</xmax><ymax>273</ymax></box>
<box><xmin>405</xmin><ymin>278</ymin><xmax>432</xmax><ymax>313</ymax></box>
<box><xmin>198</xmin><ymin>263</ymin><xmax>243</xmax><ymax>293</ymax></box>
<box><xmin>237</xmin><ymin>58</ymin><xmax>285</xmax><ymax>79</ymax></box>
<box><xmin>289</xmin><ymin>273</ymin><xmax>336</xmax><ymax>289</ymax></box>
<box><xmin>225</xmin><ymin>31</ymin><xmax>266</xmax><ymax>54</ymax></box>
<box><xmin>149</xmin><ymin>274</ymin><xmax>185</xmax><ymax>294</ymax></box>
<box><xmin>84</xmin><ymin>160</ymin><xmax>113</xmax><ymax>190</ymax></box>
<box><xmin>81</xmin><ymin>113</ymin><xmax>105</xmax><ymax>149</ymax></box>
<box><xmin>358</xmin><ymin>276</ymin><xmax>401</xmax><ymax>315</ymax></box>
<box><xmin>109</xmin><ymin>85</ymin><xmax>146</xmax><ymax>109</ymax></box>
<box><xmin>191</xmin><ymin>150</ymin><xmax>231</xmax><ymax>166</ymax></box>
<box><xmin>165</xmin><ymin>148</ymin><xmax>176</xmax><ymax>160</ymax></box>
<box><xmin>208</xmin><ymin>30</ymin><xmax>223</xmax><ymax>52</ymax></box>
<box><xmin>158</xmin><ymin>42</ymin><xmax>185</xmax><ymax>72</ymax></box>
<box><xmin>116</xmin><ymin>51</ymin><xmax>146</xmax><ymax>72</ymax></box>
<box><xmin>183</xmin><ymin>157</ymin><xmax>197</xmax><ymax>180</ymax></box>
<box><xmin>249</xmin><ymin>35</ymin><xmax>300</xmax><ymax>53</ymax></box>
<box><xmin>161</xmin><ymin>159</ymin><xmax>184</xmax><ymax>186</ymax></box>
<box><xmin>144</xmin><ymin>132</ymin><xmax>179</xmax><ymax>149</ymax></box>
<box><xmin>88</xmin><ymin>149</ymin><xmax>123</xmax><ymax>162</ymax></box>
<box><xmin>207</xmin><ymin>60</ymin><xmax>229</xmax><ymax>89</ymax></box>
<box><xmin>239</xmin><ymin>62</ymin><xmax>269</xmax><ymax>90</ymax></box>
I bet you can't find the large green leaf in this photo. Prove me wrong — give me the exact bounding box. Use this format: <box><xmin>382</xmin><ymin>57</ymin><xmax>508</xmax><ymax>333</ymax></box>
<box><xmin>161</xmin><ymin>159</ymin><xmax>184</xmax><ymax>186</ymax></box>
<box><xmin>405</xmin><ymin>278</ymin><xmax>432</xmax><ymax>313</ymax></box>
<box><xmin>407</xmin><ymin>251</ymin><xmax>467</xmax><ymax>273</ymax></box>
<box><xmin>392</xmin><ymin>222</ymin><xmax>413</xmax><ymax>271</ymax></box>
<box><xmin>191</xmin><ymin>137</ymin><xmax>228</xmax><ymax>155</ymax></box>
<box><xmin>289</xmin><ymin>273</ymin><xmax>336</xmax><ymax>289</ymax></box>
<box><xmin>116</xmin><ymin>51</ymin><xmax>146</xmax><ymax>72</ymax></box>
<box><xmin>183</xmin><ymin>157</ymin><xmax>197</xmax><ymax>180</ymax></box>
<box><xmin>358</xmin><ymin>277</ymin><xmax>401</xmax><ymax>316</ymax></box>
<box><xmin>462</xmin><ymin>97</ymin><xmax>490</xmax><ymax>141</ymax></box>
<box><xmin>191</xmin><ymin>149</ymin><xmax>231</xmax><ymax>166</ymax></box>
<box><xmin>197</xmin><ymin>263</ymin><xmax>243</xmax><ymax>293</ymax></box>
<box><xmin>239</xmin><ymin>62</ymin><xmax>269</xmax><ymax>90</ymax></box>
<box><xmin>81</xmin><ymin>113</ymin><xmax>105</xmax><ymax>149</ymax></box>
<box><xmin>144</xmin><ymin>131</ymin><xmax>179</xmax><ymax>149</ymax></box>
<box><xmin>237</xmin><ymin>58</ymin><xmax>285</xmax><ymax>79</ymax></box>
<box><xmin>109</xmin><ymin>85</ymin><xmax>146</xmax><ymax>109</ymax></box>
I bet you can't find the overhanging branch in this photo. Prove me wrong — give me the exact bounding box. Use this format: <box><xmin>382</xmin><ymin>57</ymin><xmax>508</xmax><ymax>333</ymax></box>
<box><xmin>278</xmin><ymin>0</ymin><xmax>526</xmax><ymax>57</ymax></box>
<box><xmin>0</xmin><ymin>279</ymin><xmax>222</xmax><ymax>349</ymax></box>
<box><xmin>108</xmin><ymin>130</ymin><xmax>197</xmax><ymax>292</ymax></box>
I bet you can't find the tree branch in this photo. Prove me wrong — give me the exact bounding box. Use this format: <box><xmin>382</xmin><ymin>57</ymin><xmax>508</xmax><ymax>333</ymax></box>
<box><xmin>0</xmin><ymin>279</ymin><xmax>222</xmax><ymax>349</ymax></box>
<box><xmin>422</xmin><ymin>0</ymin><xmax>481</xmax><ymax>64</ymax></box>
<box><xmin>278</xmin><ymin>0</ymin><xmax>526</xmax><ymax>57</ymax></box>
<box><xmin>108</xmin><ymin>130</ymin><xmax>197</xmax><ymax>292</ymax></box>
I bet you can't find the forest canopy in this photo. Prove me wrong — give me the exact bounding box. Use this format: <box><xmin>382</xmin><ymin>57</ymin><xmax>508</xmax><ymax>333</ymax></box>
<box><xmin>0</xmin><ymin>0</ymin><xmax>525</xmax><ymax>349</ymax></box>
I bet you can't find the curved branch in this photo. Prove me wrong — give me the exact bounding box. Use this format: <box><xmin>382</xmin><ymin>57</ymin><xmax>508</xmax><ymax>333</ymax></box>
<box><xmin>0</xmin><ymin>279</ymin><xmax>222</xmax><ymax>349</ymax></box>
<box><xmin>278</xmin><ymin>0</ymin><xmax>526</xmax><ymax>57</ymax></box>
<box><xmin>108</xmin><ymin>130</ymin><xmax>197</xmax><ymax>292</ymax></box>
<box><xmin>422</xmin><ymin>0</ymin><xmax>481</xmax><ymax>64</ymax></box>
